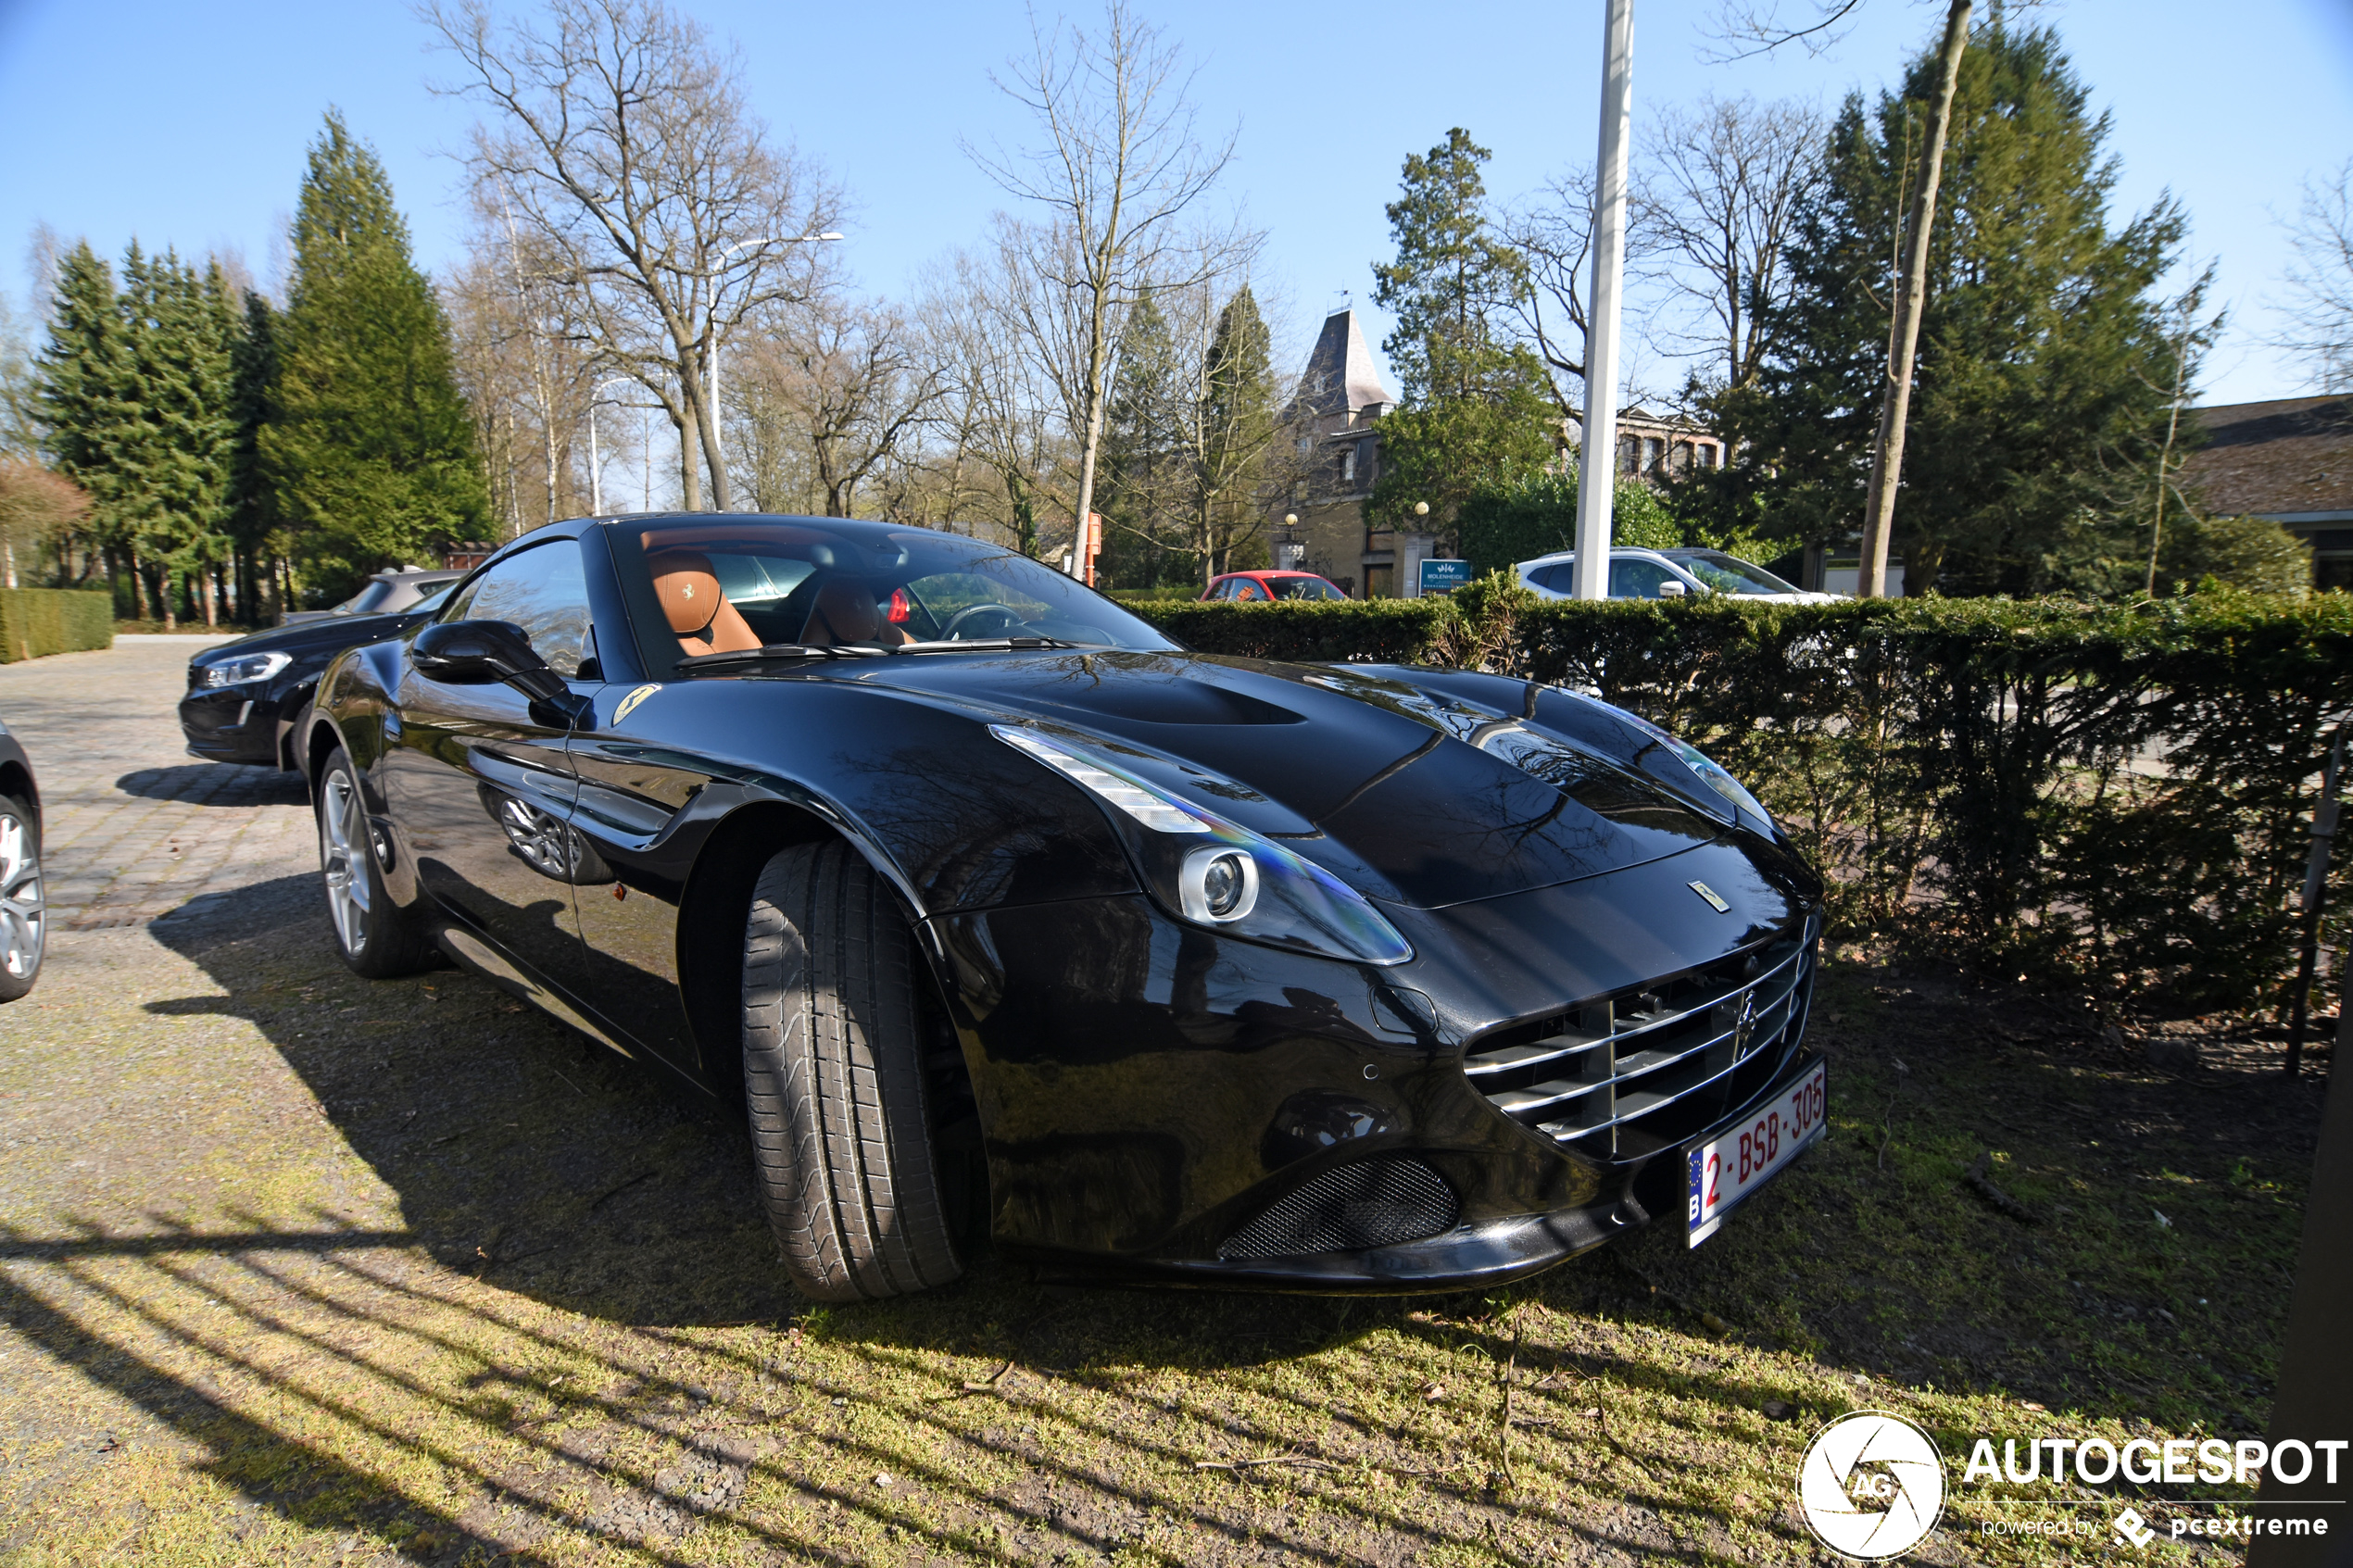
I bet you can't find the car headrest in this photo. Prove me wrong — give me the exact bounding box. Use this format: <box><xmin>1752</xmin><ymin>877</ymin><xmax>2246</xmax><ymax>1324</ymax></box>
<box><xmin>648</xmin><ymin>551</ymin><xmax>722</xmax><ymax>634</ymax></box>
<box><xmin>807</xmin><ymin>577</ymin><xmax>882</xmax><ymax>645</ymax></box>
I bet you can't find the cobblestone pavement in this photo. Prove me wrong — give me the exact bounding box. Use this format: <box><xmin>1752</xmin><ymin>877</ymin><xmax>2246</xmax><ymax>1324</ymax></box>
<box><xmin>0</xmin><ymin>638</ymin><xmax>797</xmax><ymax>1565</ymax></box>
<box><xmin>0</xmin><ymin>635</ymin><xmax>310</xmax><ymax>931</ymax></box>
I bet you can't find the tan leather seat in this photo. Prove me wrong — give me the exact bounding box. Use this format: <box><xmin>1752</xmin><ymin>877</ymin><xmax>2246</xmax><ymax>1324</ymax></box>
<box><xmin>801</xmin><ymin>578</ymin><xmax>908</xmax><ymax>646</ymax></box>
<box><xmin>648</xmin><ymin>550</ymin><xmax>761</xmax><ymax>658</ymax></box>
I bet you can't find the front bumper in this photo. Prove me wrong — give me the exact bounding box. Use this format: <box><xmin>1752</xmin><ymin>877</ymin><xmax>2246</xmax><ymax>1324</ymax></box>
<box><xmin>928</xmin><ymin>835</ymin><xmax>1821</xmax><ymax>1292</ymax></box>
<box><xmin>177</xmin><ymin>688</ymin><xmax>284</xmax><ymax>765</ymax></box>
<box><xmin>1128</xmin><ymin>1047</ymin><xmax>1824</xmax><ymax>1292</ymax></box>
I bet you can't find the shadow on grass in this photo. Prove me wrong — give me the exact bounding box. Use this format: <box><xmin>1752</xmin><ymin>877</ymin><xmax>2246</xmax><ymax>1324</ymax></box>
<box><xmin>5</xmin><ymin>865</ymin><xmax>2308</xmax><ymax>1562</ymax></box>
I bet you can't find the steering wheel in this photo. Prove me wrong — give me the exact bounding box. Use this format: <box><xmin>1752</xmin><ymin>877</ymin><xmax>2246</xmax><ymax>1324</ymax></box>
<box><xmin>940</xmin><ymin>603</ymin><xmax>1023</xmax><ymax>640</ymax></box>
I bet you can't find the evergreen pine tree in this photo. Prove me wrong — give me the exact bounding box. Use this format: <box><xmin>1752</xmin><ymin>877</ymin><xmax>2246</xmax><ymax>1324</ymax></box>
<box><xmin>33</xmin><ymin>243</ymin><xmax>141</xmax><ymax>612</ymax></box>
<box><xmin>1367</xmin><ymin>130</ymin><xmax>1556</xmax><ymax>533</ymax></box>
<box><xmin>1196</xmin><ymin>284</ymin><xmax>1277</xmax><ymax>576</ymax></box>
<box><xmin>1095</xmin><ymin>287</ymin><xmax>1179</xmax><ymax>588</ymax></box>
<box><xmin>228</xmin><ymin>290</ymin><xmax>283</xmax><ymax>619</ymax></box>
<box><xmin>262</xmin><ymin>110</ymin><xmax>487</xmax><ymax>601</ymax></box>
<box><xmin>1738</xmin><ymin>27</ymin><xmax>2186</xmax><ymax>595</ymax></box>
<box><xmin>116</xmin><ymin>249</ymin><xmax>238</xmax><ymax>626</ymax></box>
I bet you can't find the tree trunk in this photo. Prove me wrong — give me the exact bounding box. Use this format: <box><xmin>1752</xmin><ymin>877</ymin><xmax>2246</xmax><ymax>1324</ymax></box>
<box><xmin>673</xmin><ymin>399</ymin><xmax>696</xmax><ymax>514</ymax></box>
<box><xmin>689</xmin><ymin>355</ymin><xmax>727</xmax><ymax>512</ymax></box>
<box><xmin>1856</xmin><ymin>0</ymin><xmax>1972</xmax><ymax>599</ymax></box>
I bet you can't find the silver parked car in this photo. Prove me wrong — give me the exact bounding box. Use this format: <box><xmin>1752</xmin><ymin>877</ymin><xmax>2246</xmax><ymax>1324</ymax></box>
<box><xmin>282</xmin><ymin>568</ymin><xmax>470</xmax><ymax>626</ymax></box>
<box><xmin>1516</xmin><ymin>547</ymin><xmax>1842</xmax><ymax>604</ymax></box>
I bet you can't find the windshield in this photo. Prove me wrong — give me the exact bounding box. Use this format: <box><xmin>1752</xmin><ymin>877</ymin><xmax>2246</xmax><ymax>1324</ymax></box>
<box><xmin>336</xmin><ymin>580</ymin><xmax>396</xmax><ymax>615</ymax></box>
<box><xmin>1670</xmin><ymin>551</ymin><xmax>1804</xmax><ymax>596</ymax></box>
<box><xmin>613</xmin><ymin>518</ymin><xmax>1179</xmax><ymax>672</ymax></box>
<box><xmin>1268</xmin><ymin>574</ymin><xmax>1344</xmax><ymax>600</ymax></box>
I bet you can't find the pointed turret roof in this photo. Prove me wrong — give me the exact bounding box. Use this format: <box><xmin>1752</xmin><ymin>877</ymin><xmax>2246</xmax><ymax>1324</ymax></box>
<box><xmin>1292</xmin><ymin>308</ymin><xmax>1395</xmax><ymax>425</ymax></box>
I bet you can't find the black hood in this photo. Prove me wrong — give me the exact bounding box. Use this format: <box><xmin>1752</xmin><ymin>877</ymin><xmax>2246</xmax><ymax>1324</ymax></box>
<box><xmin>841</xmin><ymin>651</ymin><xmax>1741</xmax><ymax>910</ymax></box>
<box><xmin>193</xmin><ymin>609</ymin><xmax>427</xmax><ymax>667</ymax></box>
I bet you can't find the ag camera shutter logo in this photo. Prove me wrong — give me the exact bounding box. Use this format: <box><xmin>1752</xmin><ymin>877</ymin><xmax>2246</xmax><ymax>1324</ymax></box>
<box><xmin>1797</xmin><ymin>1411</ymin><xmax>1947</xmax><ymax>1560</ymax></box>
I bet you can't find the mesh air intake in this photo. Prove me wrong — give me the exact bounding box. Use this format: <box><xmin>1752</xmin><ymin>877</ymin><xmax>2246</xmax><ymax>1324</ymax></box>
<box><xmin>1217</xmin><ymin>1159</ymin><xmax>1459</xmax><ymax>1261</ymax></box>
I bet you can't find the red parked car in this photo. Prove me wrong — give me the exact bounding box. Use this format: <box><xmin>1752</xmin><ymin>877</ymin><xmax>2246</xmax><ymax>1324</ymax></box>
<box><xmin>1201</xmin><ymin>571</ymin><xmax>1349</xmax><ymax>602</ymax></box>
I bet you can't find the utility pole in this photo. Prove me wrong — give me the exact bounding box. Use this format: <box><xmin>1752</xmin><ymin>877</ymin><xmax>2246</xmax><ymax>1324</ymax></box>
<box><xmin>1572</xmin><ymin>0</ymin><xmax>1634</xmax><ymax>602</ymax></box>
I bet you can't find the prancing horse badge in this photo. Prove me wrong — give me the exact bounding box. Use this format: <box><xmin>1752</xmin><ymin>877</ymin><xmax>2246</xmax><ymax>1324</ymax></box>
<box><xmin>1687</xmin><ymin>880</ymin><xmax>1730</xmax><ymax>913</ymax></box>
<box><xmin>613</xmin><ymin>684</ymin><xmax>661</xmax><ymax>725</ymax></box>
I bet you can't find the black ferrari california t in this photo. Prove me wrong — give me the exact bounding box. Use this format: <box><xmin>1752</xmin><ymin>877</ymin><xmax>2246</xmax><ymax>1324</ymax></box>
<box><xmin>304</xmin><ymin>514</ymin><xmax>1826</xmax><ymax>1299</ymax></box>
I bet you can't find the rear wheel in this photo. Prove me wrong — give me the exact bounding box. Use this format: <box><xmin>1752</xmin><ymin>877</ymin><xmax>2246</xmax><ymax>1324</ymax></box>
<box><xmin>315</xmin><ymin>747</ymin><xmax>435</xmax><ymax>978</ymax></box>
<box><xmin>0</xmin><ymin>795</ymin><xmax>44</xmax><ymax>1002</ymax></box>
<box><xmin>741</xmin><ymin>841</ymin><xmax>965</xmax><ymax>1301</ymax></box>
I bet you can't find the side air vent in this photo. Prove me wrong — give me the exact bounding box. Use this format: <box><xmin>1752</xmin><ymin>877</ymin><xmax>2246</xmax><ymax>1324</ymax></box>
<box><xmin>1217</xmin><ymin>1159</ymin><xmax>1460</xmax><ymax>1261</ymax></box>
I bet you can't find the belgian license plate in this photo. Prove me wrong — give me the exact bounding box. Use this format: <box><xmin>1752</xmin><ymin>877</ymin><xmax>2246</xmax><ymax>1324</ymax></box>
<box><xmin>1686</xmin><ymin>1060</ymin><xmax>1827</xmax><ymax>1248</ymax></box>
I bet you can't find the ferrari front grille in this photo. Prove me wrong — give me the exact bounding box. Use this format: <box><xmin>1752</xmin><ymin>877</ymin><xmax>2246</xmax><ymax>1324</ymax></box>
<box><xmin>1217</xmin><ymin>1158</ymin><xmax>1460</xmax><ymax>1261</ymax></box>
<box><xmin>1462</xmin><ymin>917</ymin><xmax>1817</xmax><ymax>1162</ymax></box>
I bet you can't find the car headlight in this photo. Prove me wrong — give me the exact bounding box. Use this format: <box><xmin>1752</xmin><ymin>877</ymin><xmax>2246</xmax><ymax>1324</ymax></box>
<box><xmin>196</xmin><ymin>651</ymin><xmax>293</xmax><ymax>688</ymax></box>
<box><xmin>992</xmin><ymin>724</ymin><xmax>1413</xmax><ymax>966</ymax></box>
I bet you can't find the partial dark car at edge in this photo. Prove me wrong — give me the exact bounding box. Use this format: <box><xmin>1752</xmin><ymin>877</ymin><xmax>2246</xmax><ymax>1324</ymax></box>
<box><xmin>0</xmin><ymin>714</ymin><xmax>43</xmax><ymax>1001</ymax></box>
<box><xmin>300</xmin><ymin>514</ymin><xmax>1828</xmax><ymax>1301</ymax></box>
<box><xmin>179</xmin><ymin>583</ymin><xmax>456</xmax><ymax>769</ymax></box>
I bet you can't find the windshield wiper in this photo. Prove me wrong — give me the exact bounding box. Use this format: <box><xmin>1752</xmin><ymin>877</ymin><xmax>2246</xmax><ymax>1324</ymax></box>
<box><xmin>675</xmin><ymin>643</ymin><xmax>889</xmax><ymax>671</ymax></box>
<box><xmin>891</xmin><ymin>636</ymin><xmax>1095</xmax><ymax>655</ymax></box>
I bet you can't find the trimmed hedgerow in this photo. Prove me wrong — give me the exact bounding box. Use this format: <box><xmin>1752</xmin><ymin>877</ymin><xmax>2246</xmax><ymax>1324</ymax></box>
<box><xmin>1128</xmin><ymin>598</ymin><xmax>1450</xmax><ymax>664</ymax></box>
<box><xmin>0</xmin><ymin>588</ymin><xmax>113</xmax><ymax>663</ymax></box>
<box><xmin>1156</xmin><ymin>585</ymin><xmax>2353</xmax><ymax>1010</ymax></box>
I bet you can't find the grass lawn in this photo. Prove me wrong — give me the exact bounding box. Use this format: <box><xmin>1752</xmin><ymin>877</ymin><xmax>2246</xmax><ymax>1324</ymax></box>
<box><xmin>1</xmin><ymin>879</ymin><xmax>2323</xmax><ymax>1565</ymax></box>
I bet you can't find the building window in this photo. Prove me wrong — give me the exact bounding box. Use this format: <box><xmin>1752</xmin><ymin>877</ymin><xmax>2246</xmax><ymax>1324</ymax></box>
<box><xmin>1642</xmin><ymin>437</ymin><xmax>1665</xmax><ymax>474</ymax></box>
<box><xmin>1696</xmin><ymin>443</ymin><xmax>1719</xmax><ymax>470</ymax></box>
<box><xmin>1671</xmin><ymin>441</ymin><xmax>1692</xmax><ymax>474</ymax></box>
<box><xmin>1618</xmin><ymin>434</ymin><xmax>1641</xmax><ymax>476</ymax></box>
<box><xmin>1341</xmin><ymin>445</ymin><xmax>1357</xmax><ymax>483</ymax></box>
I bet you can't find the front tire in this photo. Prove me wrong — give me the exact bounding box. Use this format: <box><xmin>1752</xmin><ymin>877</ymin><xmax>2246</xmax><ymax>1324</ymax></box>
<box><xmin>742</xmin><ymin>841</ymin><xmax>963</xmax><ymax>1302</ymax></box>
<box><xmin>315</xmin><ymin>747</ymin><xmax>434</xmax><ymax>979</ymax></box>
<box><xmin>0</xmin><ymin>795</ymin><xmax>44</xmax><ymax>1002</ymax></box>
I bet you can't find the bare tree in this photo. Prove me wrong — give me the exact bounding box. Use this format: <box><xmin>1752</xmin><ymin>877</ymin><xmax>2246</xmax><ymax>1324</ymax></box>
<box><xmin>1639</xmin><ymin>94</ymin><xmax>1827</xmax><ymax>397</ymax></box>
<box><xmin>1503</xmin><ymin>171</ymin><xmax>1599</xmax><ymax>422</ymax></box>
<box><xmin>918</xmin><ymin>238</ymin><xmax>1076</xmax><ymax>558</ymax></box>
<box><xmin>729</xmin><ymin>297</ymin><xmax>945</xmax><ymax>517</ymax></box>
<box><xmin>2273</xmin><ymin>159</ymin><xmax>2353</xmax><ymax>394</ymax></box>
<box><xmin>965</xmin><ymin>1</ymin><xmax>1249</xmax><ymax>576</ymax></box>
<box><xmin>445</xmin><ymin>212</ymin><xmax>602</xmax><ymax>537</ymax></box>
<box><xmin>425</xmin><ymin>0</ymin><xmax>842</xmax><ymax>511</ymax></box>
<box><xmin>1716</xmin><ymin>0</ymin><xmax>1975</xmax><ymax>597</ymax></box>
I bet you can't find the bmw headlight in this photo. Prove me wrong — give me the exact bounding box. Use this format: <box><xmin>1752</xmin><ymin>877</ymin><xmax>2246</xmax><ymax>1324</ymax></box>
<box><xmin>196</xmin><ymin>651</ymin><xmax>292</xmax><ymax>688</ymax></box>
<box><xmin>992</xmin><ymin>724</ymin><xmax>1412</xmax><ymax>966</ymax></box>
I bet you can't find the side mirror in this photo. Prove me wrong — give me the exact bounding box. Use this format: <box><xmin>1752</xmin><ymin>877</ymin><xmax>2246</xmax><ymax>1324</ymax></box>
<box><xmin>1657</xmin><ymin>579</ymin><xmax>1688</xmax><ymax>599</ymax></box>
<box><xmin>412</xmin><ymin>620</ymin><xmax>570</xmax><ymax>704</ymax></box>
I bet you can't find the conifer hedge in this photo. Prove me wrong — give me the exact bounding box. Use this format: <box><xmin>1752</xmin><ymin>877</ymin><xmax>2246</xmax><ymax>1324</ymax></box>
<box><xmin>1130</xmin><ymin>589</ymin><xmax>2353</xmax><ymax>1008</ymax></box>
<box><xmin>0</xmin><ymin>589</ymin><xmax>114</xmax><ymax>663</ymax></box>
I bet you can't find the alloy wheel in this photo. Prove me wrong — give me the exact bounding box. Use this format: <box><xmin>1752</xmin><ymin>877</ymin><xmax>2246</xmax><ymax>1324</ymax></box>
<box><xmin>319</xmin><ymin>771</ymin><xmax>371</xmax><ymax>956</ymax></box>
<box><xmin>0</xmin><ymin>811</ymin><xmax>42</xmax><ymax>983</ymax></box>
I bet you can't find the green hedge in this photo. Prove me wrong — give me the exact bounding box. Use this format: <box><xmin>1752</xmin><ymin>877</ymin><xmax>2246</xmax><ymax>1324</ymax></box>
<box><xmin>0</xmin><ymin>588</ymin><xmax>114</xmax><ymax>663</ymax></box>
<box><xmin>1150</xmin><ymin>587</ymin><xmax>2353</xmax><ymax>1010</ymax></box>
<box><xmin>1128</xmin><ymin>598</ymin><xmax>1451</xmax><ymax>664</ymax></box>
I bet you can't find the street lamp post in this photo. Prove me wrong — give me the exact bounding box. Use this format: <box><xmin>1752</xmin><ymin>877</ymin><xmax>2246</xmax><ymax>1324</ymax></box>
<box><xmin>1572</xmin><ymin>0</ymin><xmax>1635</xmax><ymax>601</ymax></box>
<box><xmin>586</xmin><ymin>376</ymin><xmax>635</xmax><ymax>515</ymax></box>
<box><xmin>707</xmin><ymin>231</ymin><xmax>843</xmax><ymax>509</ymax></box>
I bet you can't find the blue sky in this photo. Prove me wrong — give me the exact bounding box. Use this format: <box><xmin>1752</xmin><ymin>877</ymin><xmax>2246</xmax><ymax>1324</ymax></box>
<box><xmin>3</xmin><ymin>0</ymin><xmax>2347</xmax><ymax>406</ymax></box>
